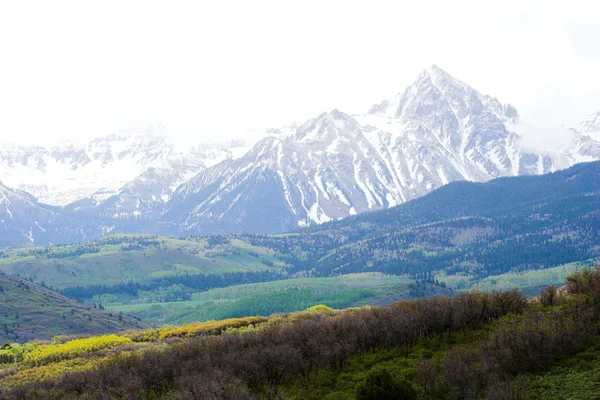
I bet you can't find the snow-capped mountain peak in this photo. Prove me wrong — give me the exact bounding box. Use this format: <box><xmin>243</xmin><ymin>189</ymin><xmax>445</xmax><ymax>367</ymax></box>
<box><xmin>578</xmin><ymin>110</ymin><xmax>600</xmax><ymax>140</ymax></box>
<box><xmin>161</xmin><ymin>66</ymin><xmax>594</xmax><ymax>234</ymax></box>
<box><xmin>293</xmin><ymin>110</ymin><xmax>362</xmax><ymax>145</ymax></box>
<box><xmin>367</xmin><ymin>65</ymin><xmax>518</xmax><ymax>126</ymax></box>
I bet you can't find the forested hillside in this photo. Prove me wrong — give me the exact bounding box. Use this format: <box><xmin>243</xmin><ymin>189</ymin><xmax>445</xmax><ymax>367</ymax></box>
<box><xmin>0</xmin><ymin>272</ymin><xmax>147</xmax><ymax>343</ymax></box>
<box><xmin>0</xmin><ymin>235</ymin><xmax>284</xmax><ymax>290</ymax></box>
<box><xmin>2</xmin><ymin>267</ymin><xmax>600</xmax><ymax>399</ymax></box>
<box><xmin>249</xmin><ymin>160</ymin><xmax>600</xmax><ymax>278</ymax></box>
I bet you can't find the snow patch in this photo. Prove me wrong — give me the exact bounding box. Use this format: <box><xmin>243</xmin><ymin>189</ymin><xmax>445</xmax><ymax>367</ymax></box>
<box><xmin>34</xmin><ymin>221</ymin><xmax>46</xmax><ymax>232</ymax></box>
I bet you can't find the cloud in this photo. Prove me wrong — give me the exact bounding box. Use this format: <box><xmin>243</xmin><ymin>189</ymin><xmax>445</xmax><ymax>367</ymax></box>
<box><xmin>567</xmin><ymin>22</ymin><xmax>600</xmax><ymax>61</ymax></box>
<box><xmin>0</xmin><ymin>0</ymin><xmax>598</xmax><ymax>145</ymax></box>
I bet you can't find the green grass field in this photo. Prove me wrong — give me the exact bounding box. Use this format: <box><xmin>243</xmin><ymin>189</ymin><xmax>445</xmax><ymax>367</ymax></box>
<box><xmin>105</xmin><ymin>273</ymin><xmax>448</xmax><ymax>325</ymax></box>
<box><xmin>190</xmin><ymin>273</ymin><xmax>412</xmax><ymax>301</ymax></box>
<box><xmin>435</xmin><ymin>259</ymin><xmax>598</xmax><ymax>294</ymax></box>
<box><xmin>0</xmin><ymin>235</ymin><xmax>285</xmax><ymax>289</ymax></box>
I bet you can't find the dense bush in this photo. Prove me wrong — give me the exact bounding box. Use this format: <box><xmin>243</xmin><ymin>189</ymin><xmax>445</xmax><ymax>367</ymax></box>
<box><xmin>1</xmin><ymin>289</ymin><xmax>527</xmax><ymax>399</ymax></box>
<box><xmin>158</xmin><ymin>316</ymin><xmax>268</xmax><ymax>339</ymax></box>
<box><xmin>417</xmin><ymin>266</ymin><xmax>600</xmax><ymax>399</ymax></box>
<box><xmin>23</xmin><ymin>335</ymin><xmax>132</xmax><ymax>367</ymax></box>
<box><xmin>356</xmin><ymin>368</ymin><xmax>418</xmax><ymax>400</ymax></box>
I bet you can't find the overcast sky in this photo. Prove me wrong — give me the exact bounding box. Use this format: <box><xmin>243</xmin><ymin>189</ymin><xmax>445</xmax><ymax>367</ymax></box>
<box><xmin>1</xmin><ymin>0</ymin><xmax>599</xmax><ymax>145</ymax></box>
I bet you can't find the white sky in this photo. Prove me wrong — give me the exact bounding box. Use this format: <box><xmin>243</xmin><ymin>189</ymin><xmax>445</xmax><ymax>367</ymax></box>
<box><xmin>0</xmin><ymin>0</ymin><xmax>599</xmax><ymax>145</ymax></box>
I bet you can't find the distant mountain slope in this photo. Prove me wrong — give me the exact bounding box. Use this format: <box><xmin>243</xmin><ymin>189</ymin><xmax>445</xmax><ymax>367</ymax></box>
<box><xmin>0</xmin><ymin>182</ymin><xmax>102</xmax><ymax>248</ymax></box>
<box><xmin>310</xmin><ymin>159</ymin><xmax>600</xmax><ymax>236</ymax></box>
<box><xmin>577</xmin><ymin>110</ymin><xmax>600</xmax><ymax>141</ymax></box>
<box><xmin>0</xmin><ymin>127</ymin><xmax>254</xmax><ymax>229</ymax></box>
<box><xmin>0</xmin><ymin>127</ymin><xmax>244</xmax><ymax>207</ymax></box>
<box><xmin>247</xmin><ymin>160</ymin><xmax>600</xmax><ymax>277</ymax></box>
<box><xmin>0</xmin><ymin>271</ymin><xmax>147</xmax><ymax>343</ymax></box>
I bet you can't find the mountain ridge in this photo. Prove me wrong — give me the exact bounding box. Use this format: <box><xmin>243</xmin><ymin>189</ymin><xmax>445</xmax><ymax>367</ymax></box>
<box><xmin>165</xmin><ymin>67</ymin><xmax>599</xmax><ymax>234</ymax></box>
<box><xmin>0</xmin><ymin>66</ymin><xmax>599</xmax><ymax>245</ymax></box>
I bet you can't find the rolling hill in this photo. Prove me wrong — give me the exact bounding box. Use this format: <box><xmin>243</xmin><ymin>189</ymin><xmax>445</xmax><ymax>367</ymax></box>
<box><xmin>0</xmin><ymin>235</ymin><xmax>285</xmax><ymax>290</ymax></box>
<box><xmin>0</xmin><ymin>271</ymin><xmax>148</xmax><ymax>343</ymax></box>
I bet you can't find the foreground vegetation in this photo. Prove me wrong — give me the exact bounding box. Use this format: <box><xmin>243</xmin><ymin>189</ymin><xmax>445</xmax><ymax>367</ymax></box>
<box><xmin>2</xmin><ymin>266</ymin><xmax>600</xmax><ymax>399</ymax></box>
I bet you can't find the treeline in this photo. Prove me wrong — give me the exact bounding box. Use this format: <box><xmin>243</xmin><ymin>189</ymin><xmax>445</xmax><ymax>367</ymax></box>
<box><xmin>4</xmin><ymin>286</ymin><xmax>529</xmax><ymax>398</ymax></box>
<box><xmin>60</xmin><ymin>270</ymin><xmax>287</xmax><ymax>300</ymax></box>
<box><xmin>0</xmin><ymin>245</ymin><xmax>101</xmax><ymax>260</ymax></box>
<box><xmin>244</xmin><ymin>214</ymin><xmax>600</xmax><ymax>279</ymax></box>
<box><xmin>134</xmin><ymin>284</ymin><xmax>191</xmax><ymax>304</ymax></box>
<box><xmin>0</xmin><ymin>235</ymin><xmax>162</xmax><ymax>261</ymax></box>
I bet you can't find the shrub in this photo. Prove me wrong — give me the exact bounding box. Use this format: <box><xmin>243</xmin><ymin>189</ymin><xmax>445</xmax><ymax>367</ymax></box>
<box><xmin>158</xmin><ymin>316</ymin><xmax>268</xmax><ymax>339</ymax></box>
<box><xmin>306</xmin><ymin>304</ymin><xmax>335</xmax><ymax>313</ymax></box>
<box><xmin>356</xmin><ymin>368</ymin><xmax>418</xmax><ymax>400</ymax></box>
<box><xmin>23</xmin><ymin>335</ymin><xmax>132</xmax><ymax>366</ymax></box>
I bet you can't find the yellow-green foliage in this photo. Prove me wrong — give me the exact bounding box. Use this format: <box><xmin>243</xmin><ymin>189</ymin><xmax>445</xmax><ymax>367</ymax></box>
<box><xmin>0</xmin><ymin>343</ymin><xmax>40</xmax><ymax>365</ymax></box>
<box><xmin>158</xmin><ymin>316</ymin><xmax>268</xmax><ymax>339</ymax></box>
<box><xmin>23</xmin><ymin>335</ymin><xmax>132</xmax><ymax>366</ymax></box>
<box><xmin>123</xmin><ymin>328</ymin><xmax>162</xmax><ymax>342</ymax></box>
<box><xmin>0</xmin><ymin>349</ymin><xmax>16</xmax><ymax>365</ymax></box>
<box><xmin>306</xmin><ymin>304</ymin><xmax>335</xmax><ymax>313</ymax></box>
<box><xmin>2</xmin><ymin>358</ymin><xmax>97</xmax><ymax>387</ymax></box>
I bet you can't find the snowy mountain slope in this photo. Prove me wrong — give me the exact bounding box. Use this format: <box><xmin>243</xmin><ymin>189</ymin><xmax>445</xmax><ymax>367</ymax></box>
<box><xmin>163</xmin><ymin>110</ymin><xmax>407</xmax><ymax>233</ymax></box>
<box><xmin>0</xmin><ymin>182</ymin><xmax>102</xmax><ymax>247</ymax></box>
<box><xmin>0</xmin><ymin>126</ymin><xmax>255</xmax><ymax>223</ymax></box>
<box><xmin>0</xmin><ymin>126</ymin><xmax>249</xmax><ymax>207</ymax></box>
<box><xmin>577</xmin><ymin>110</ymin><xmax>600</xmax><ymax>140</ymax></box>
<box><xmin>164</xmin><ymin>66</ymin><xmax>584</xmax><ymax>234</ymax></box>
<box><xmin>567</xmin><ymin>111</ymin><xmax>600</xmax><ymax>163</ymax></box>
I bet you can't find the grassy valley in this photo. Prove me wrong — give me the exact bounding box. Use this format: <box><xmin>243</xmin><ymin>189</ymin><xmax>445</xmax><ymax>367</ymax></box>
<box><xmin>104</xmin><ymin>273</ymin><xmax>451</xmax><ymax>325</ymax></box>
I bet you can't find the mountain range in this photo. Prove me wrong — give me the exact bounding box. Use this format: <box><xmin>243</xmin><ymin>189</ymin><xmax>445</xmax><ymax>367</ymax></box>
<box><xmin>1</xmin><ymin>66</ymin><xmax>599</xmax><ymax>246</ymax></box>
